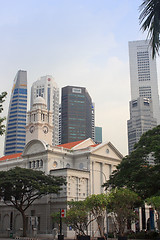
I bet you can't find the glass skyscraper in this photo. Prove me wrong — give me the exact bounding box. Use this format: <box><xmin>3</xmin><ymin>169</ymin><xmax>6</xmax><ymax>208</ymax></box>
<box><xmin>4</xmin><ymin>70</ymin><xmax>27</xmax><ymax>155</ymax></box>
<box><xmin>61</xmin><ymin>86</ymin><xmax>93</xmax><ymax>144</ymax></box>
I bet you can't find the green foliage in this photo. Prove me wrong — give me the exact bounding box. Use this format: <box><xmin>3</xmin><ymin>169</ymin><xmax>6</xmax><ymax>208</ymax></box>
<box><xmin>65</xmin><ymin>200</ymin><xmax>91</xmax><ymax>236</ymax></box>
<box><xmin>134</xmin><ymin>125</ymin><xmax>160</xmax><ymax>164</ymax></box>
<box><xmin>107</xmin><ymin>188</ymin><xmax>141</xmax><ymax>236</ymax></box>
<box><xmin>139</xmin><ymin>0</ymin><xmax>160</xmax><ymax>58</ymax></box>
<box><xmin>51</xmin><ymin>211</ymin><xmax>61</xmax><ymax>225</ymax></box>
<box><xmin>65</xmin><ymin>195</ymin><xmax>109</xmax><ymax>237</ymax></box>
<box><xmin>0</xmin><ymin>91</ymin><xmax>7</xmax><ymax>135</ymax></box>
<box><xmin>85</xmin><ymin>194</ymin><xmax>108</xmax><ymax>237</ymax></box>
<box><xmin>0</xmin><ymin>167</ymin><xmax>65</xmax><ymax>236</ymax></box>
<box><xmin>0</xmin><ymin>167</ymin><xmax>65</xmax><ymax>204</ymax></box>
<box><xmin>104</xmin><ymin>126</ymin><xmax>160</xmax><ymax>199</ymax></box>
<box><xmin>85</xmin><ymin>194</ymin><xmax>108</xmax><ymax>217</ymax></box>
<box><xmin>146</xmin><ymin>196</ymin><xmax>160</xmax><ymax>211</ymax></box>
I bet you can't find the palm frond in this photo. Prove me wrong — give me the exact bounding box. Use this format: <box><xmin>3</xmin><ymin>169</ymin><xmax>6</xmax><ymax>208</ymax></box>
<box><xmin>139</xmin><ymin>0</ymin><xmax>160</xmax><ymax>58</ymax></box>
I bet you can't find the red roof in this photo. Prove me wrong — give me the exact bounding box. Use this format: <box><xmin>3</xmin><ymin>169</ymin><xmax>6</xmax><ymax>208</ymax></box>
<box><xmin>0</xmin><ymin>152</ymin><xmax>22</xmax><ymax>161</ymax></box>
<box><xmin>0</xmin><ymin>141</ymin><xmax>99</xmax><ymax>162</ymax></box>
<box><xmin>90</xmin><ymin>144</ymin><xmax>99</xmax><ymax>147</ymax></box>
<box><xmin>57</xmin><ymin>140</ymin><xmax>85</xmax><ymax>149</ymax></box>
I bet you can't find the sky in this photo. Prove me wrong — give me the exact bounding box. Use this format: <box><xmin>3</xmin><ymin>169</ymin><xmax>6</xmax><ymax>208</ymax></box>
<box><xmin>1</xmin><ymin>0</ymin><xmax>159</xmax><ymax>157</ymax></box>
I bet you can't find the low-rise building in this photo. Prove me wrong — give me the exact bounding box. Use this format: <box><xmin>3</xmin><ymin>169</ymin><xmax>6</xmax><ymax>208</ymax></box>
<box><xmin>0</xmin><ymin>97</ymin><xmax>123</xmax><ymax>238</ymax></box>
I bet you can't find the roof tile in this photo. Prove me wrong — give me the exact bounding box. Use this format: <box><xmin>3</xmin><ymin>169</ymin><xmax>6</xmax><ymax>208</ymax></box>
<box><xmin>57</xmin><ymin>140</ymin><xmax>85</xmax><ymax>149</ymax></box>
<box><xmin>0</xmin><ymin>153</ymin><xmax>22</xmax><ymax>161</ymax></box>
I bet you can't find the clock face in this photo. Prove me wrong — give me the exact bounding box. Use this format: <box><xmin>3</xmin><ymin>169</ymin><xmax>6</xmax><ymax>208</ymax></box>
<box><xmin>43</xmin><ymin>126</ymin><xmax>48</xmax><ymax>134</ymax></box>
<box><xmin>29</xmin><ymin>126</ymin><xmax>35</xmax><ymax>133</ymax></box>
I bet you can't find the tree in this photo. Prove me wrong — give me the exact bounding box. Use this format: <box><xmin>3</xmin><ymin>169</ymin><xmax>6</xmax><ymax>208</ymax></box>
<box><xmin>85</xmin><ymin>194</ymin><xmax>108</xmax><ymax>238</ymax></box>
<box><xmin>146</xmin><ymin>196</ymin><xmax>160</xmax><ymax>231</ymax></box>
<box><xmin>104</xmin><ymin>126</ymin><xmax>160</xmax><ymax>200</ymax></box>
<box><xmin>0</xmin><ymin>91</ymin><xmax>7</xmax><ymax>135</ymax></box>
<box><xmin>0</xmin><ymin>167</ymin><xmax>65</xmax><ymax>237</ymax></box>
<box><xmin>65</xmin><ymin>200</ymin><xmax>93</xmax><ymax>236</ymax></box>
<box><xmin>139</xmin><ymin>0</ymin><xmax>160</xmax><ymax>58</ymax></box>
<box><xmin>107</xmin><ymin>188</ymin><xmax>141</xmax><ymax>237</ymax></box>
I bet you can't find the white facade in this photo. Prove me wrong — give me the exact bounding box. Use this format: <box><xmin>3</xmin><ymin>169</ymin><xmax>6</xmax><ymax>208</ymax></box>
<box><xmin>0</xmin><ymin>98</ymin><xmax>123</xmax><ymax>237</ymax></box>
<box><xmin>26</xmin><ymin>97</ymin><xmax>53</xmax><ymax>145</ymax></box>
<box><xmin>0</xmin><ymin>96</ymin><xmax>155</xmax><ymax>237</ymax></box>
<box><xmin>129</xmin><ymin>40</ymin><xmax>160</xmax><ymax>124</ymax></box>
<box><xmin>30</xmin><ymin>75</ymin><xmax>59</xmax><ymax>146</ymax></box>
<box><xmin>0</xmin><ymin>138</ymin><xmax>122</xmax><ymax>238</ymax></box>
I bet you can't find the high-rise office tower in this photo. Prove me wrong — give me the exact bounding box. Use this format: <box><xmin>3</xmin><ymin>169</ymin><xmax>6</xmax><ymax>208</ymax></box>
<box><xmin>95</xmin><ymin>126</ymin><xmax>102</xmax><ymax>144</ymax></box>
<box><xmin>127</xmin><ymin>97</ymin><xmax>157</xmax><ymax>154</ymax></box>
<box><xmin>31</xmin><ymin>75</ymin><xmax>59</xmax><ymax>146</ymax></box>
<box><xmin>4</xmin><ymin>70</ymin><xmax>27</xmax><ymax>155</ymax></box>
<box><xmin>128</xmin><ymin>40</ymin><xmax>160</xmax><ymax>124</ymax></box>
<box><xmin>128</xmin><ymin>40</ymin><xmax>160</xmax><ymax>153</ymax></box>
<box><xmin>61</xmin><ymin>86</ymin><xmax>93</xmax><ymax>144</ymax></box>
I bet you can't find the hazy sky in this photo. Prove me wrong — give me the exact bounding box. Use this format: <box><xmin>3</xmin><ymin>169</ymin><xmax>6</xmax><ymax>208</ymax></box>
<box><xmin>1</xmin><ymin>0</ymin><xmax>159</xmax><ymax>157</ymax></box>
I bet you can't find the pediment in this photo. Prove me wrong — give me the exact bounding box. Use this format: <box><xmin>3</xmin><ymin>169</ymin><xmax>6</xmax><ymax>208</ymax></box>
<box><xmin>91</xmin><ymin>142</ymin><xmax>123</xmax><ymax>160</ymax></box>
<box><xmin>73</xmin><ymin>138</ymin><xmax>95</xmax><ymax>150</ymax></box>
<box><xmin>22</xmin><ymin>139</ymin><xmax>48</xmax><ymax>155</ymax></box>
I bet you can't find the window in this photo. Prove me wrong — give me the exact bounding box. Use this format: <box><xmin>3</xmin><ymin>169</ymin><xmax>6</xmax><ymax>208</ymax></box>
<box><xmin>40</xmin><ymin>160</ymin><xmax>43</xmax><ymax>167</ymax></box>
<box><xmin>66</xmin><ymin>163</ymin><xmax>70</xmax><ymax>168</ymax></box>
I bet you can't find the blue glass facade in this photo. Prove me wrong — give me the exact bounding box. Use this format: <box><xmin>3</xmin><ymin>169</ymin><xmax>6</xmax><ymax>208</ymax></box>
<box><xmin>4</xmin><ymin>70</ymin><xmax>27</xmax><ymax>155</ymax></box>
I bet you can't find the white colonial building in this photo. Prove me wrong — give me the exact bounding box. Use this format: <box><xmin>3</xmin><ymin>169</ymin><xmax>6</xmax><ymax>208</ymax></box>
<box><xmin>0</xmin><ymin>97</ymin><xmax>123</xmax><ymax>238</ymax></box>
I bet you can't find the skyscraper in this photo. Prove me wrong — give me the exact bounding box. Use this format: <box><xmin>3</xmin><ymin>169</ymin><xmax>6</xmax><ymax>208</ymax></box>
<box><xmin>30</xmin><ymin>75</ymin><xmax>59</xmax><ymax>146</ymax></box>
<box><xmin>4</xmin><ymin>70</ymin><xmax>27</xmax><ymax>155</ymax></box>
<box><xmin>128</xmin><ymin>40</ymin><xmax>160</xmax><ymax>124</ymax></box>
<box><xmin>95</xmin><ymin>126</ymin><xmax>102</xmax><ymax>144</ymax></box>
<box><xmin>128</xmin><ymin>40</ymin><xmax>160</xmax><ymax>153</ymax></box>
<box><xmin>127</xmin><ymin>97</ymin><xmax>157</xmax><ymax>154</ymax></box>
<box><xmin>61</xmin><ymin>86</ymin><xmax>93</xmax><ymax>144</ymax></box>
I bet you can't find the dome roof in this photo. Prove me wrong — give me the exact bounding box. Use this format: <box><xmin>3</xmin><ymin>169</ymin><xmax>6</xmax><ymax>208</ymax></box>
<box><xmin>33</xmin><ymin>96</ymin><xmax>46</xmax><ymax>105</ymax></box>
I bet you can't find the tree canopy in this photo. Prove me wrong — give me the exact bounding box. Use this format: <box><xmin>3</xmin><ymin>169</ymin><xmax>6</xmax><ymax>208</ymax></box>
<box><xmin>104</xmin><ymin>126</ymin><xmax>160</xmax><ymax>200</ymax></box>
<box><xmin>65</xmin><ymin>200</ymin><xmax>92</xmax><ymax>236</ymax></box>
<box><xmin>0</xmin><ymin>167</ymin><xmax>65</xmax><ymax>236</ymax></box>
<box><xmin>0</xmin><ymin>91</ymin><xmax>7</xmax><ymax>135</ymax></box>
<box><xmin>85</xmin><ymin>194</ymin><xmax>108</xmax><ymax>237</ymax></box>
<box><xmin>139</xmin><ymin>0</ymin><xmax>160</xmax><ymax>58</ymax></box>
<box><xmin>107</xmin><ymin>188</ymin><xmax>141</xmax><ymax>236</ymax></box>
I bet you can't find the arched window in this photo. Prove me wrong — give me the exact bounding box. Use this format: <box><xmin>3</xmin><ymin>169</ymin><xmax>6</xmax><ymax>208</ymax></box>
<box><xmin>29</xmin><ymin>162</ymin><xmax>32</xmax><ymax>168</ymax></box>
<box><xmin>37</xmin><ymin>160</ymin><xmax>40</xmax><ymax>168</ymax></box>
<box><xmin>32</xmin><ymin>161</ymin><xmax>35</xmax><ymax>168</ymax></box>
<box><xmin>40</xmin><ymin>159</ymin><xmax>43</xmax><ymax>167</ymax></box>
<box><xmin>66</xmin><ymin>163</ymin><xmax>70</xmax><ymax>168</ymax></box>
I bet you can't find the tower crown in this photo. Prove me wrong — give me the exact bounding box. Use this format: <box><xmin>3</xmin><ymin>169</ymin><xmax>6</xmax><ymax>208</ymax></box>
<box><xmin>33</xmin><ymin>96</ymin><xmax>46</xmax><ymax>105</ymax></box>
<box><xmin>32</xmin><ymin>97</ymin><xmax>47</xmax><ymax>110</ymax></box>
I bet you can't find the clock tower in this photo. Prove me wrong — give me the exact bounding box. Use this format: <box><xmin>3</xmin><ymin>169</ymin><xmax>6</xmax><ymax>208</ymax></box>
<box><xmin>26</xmin><ymin>97</ymin><xmax>53</xmax><ymax>145</ymax></box>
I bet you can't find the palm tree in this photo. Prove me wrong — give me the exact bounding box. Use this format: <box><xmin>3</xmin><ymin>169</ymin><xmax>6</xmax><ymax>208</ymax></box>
<box><xmin>139</xmin><ymin>0</ymin><xmax>160</xmax><ymax>58</ymax></box>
